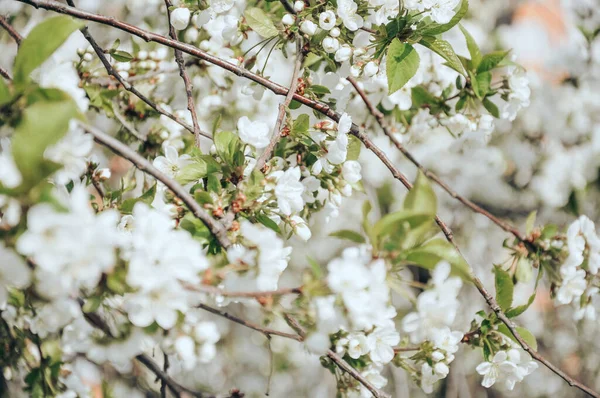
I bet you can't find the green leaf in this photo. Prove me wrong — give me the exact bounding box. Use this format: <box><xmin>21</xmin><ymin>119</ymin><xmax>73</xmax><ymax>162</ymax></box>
<box><xmin>459</xmin><ymin>24</ymin><xmax>481</xmax><ymax>68</ymax></box>
<box><xmin>120</xmin><ymin>184</ymin><xmax>157</xmax><ymax>213</ymax></box>
<box><xmin>12</xmin><ymin>97</ymin><xmax>79</xmax><ymax>188</ymax></box>
<box><xmin>244</xmin><ymin>7</ymin><xmax>278</xmax><ymax>38</ymax></box>
<box><xmin>474</xmin><ymin>71</ymin><xmax>491</xmax><ymax>98</ymax></box>
<box><xmin>525</xmin><ymin>211</ymin><xmax>537</xmax><ymax>235</ymax></box>
<box><xmin>215</xmin><ymin>131</ymin><xmax>242</xmax><ymax>166</ymax></box>
<box><xmin>506</xmin><ymin>291</ymin><xmax>536</xmax><ymax>318</ymax></box>
<box><xmin>404</xmin><ymin>238</ymin><xmax>472</xmax><ymax>281</ymax></box>
<box><xmin>329</xmin><ymin>229</ymin><xmax>366</xmax><ymax>243</ymax></box>
<box><xmin>13</xmin><ymin>16</ymin><xmax>84</xmax><ymax>86</ymax></box>
<box><xmin>411</xmin><ymin>86</ymin><xmax>440</xmax><ymax>109</ymax></box>
<box><xmin>421</xmin><ymin>0</ymin><xmax>468</xmax><ymax>35</ymax></box>
<box><xmin>494</xmin><ymin>266</ymin><xmax>513</xmax><ymax>311</ymax></box>
<box><xmin>0</xmin><ymin>78</ymin><xmax>11</xmax><ymax>106</ymax></box>
<box><xmin>311</xmin><ymin>85</ymin><xmax>331</xmax><ymax>95</ymax></box>
<box><xmin>476</xmin><ymin>51</ymin><xmax>509</xmax><ymax>73</ymax></box>
<box><xmin>386</xmin><ymin>39</ymin><xmax>420</xmax><ymax>95</ymax></box>
<box><xmin>307</xmin><ymin>256</ymin><xmax>323</xmax><ymax>279</ymax></box>
<box><xmin>176</xmin><ymin>161</ymin><xmax>209</xmax><ymax>185</ymax></box>
<box><xmin>373</xmin><ymin>210</ymin><xmax>432</xmax><ymax>239</ymax></box>
<box><xmin>404</xmin><ymin>171</ymin><xmax>437</xmax><ymax>215</ymax></box>
<box><xmin>419</xmin><ymin>36</ymin><xmax>465</xmax><ymax>76</ymax></box>
<box><xmin>110</xmin><ymin>50</ymin><xmax>133</xmax><ymax>62</ymax></box>
<box><xmin>256</xmin><ymin>213</ymin><xmax>281</xmax><ymax>233</ymax></box>
<box><xmin>497</xmin><ymin>324</ymin><xmax>538</xmax><ymax>351</ymax></box>
<box><xmin>482</xmin><ymin>97</ymin><xmax>499</xmax><ymax>118</ymax></box>
<box><xmin>347</xmin><ymin>135</ymin><xmax>361</xmax><ymax>161</ymax></box>
<box><xmin>293</xmin><ymin>114</ymin><xmax>310</xmax><ymax>135</ymax></box>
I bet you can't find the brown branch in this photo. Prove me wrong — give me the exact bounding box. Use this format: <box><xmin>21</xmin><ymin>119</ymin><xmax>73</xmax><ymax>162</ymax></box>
<box><xmin>64</xmin><ymin>0</ymin><xmax>210</xmax><ymax>140</ymax></box>
<box><xmin>346</xmin><ymin>77</ymin><xmax>600</xmax><ymax>398</ymax></box>
<box><xmin>254</xmin><ymin>38</ymin><xmax>303</xmax><ymax>172</ymax></box>
<box><xmin>17</xmin><ymin>1</ymin><xmax>592</xmax><ymax>395</ymax></box>
<box><xmin>80</xmin><ymin>303</ymin><xmax>208</xmax><ymax>398</ymax></box>
<box><xmin>184</xmin><ymin>282</ymin><xmax>302</xmax><ymax>297</ymax></box>
<box><xmin>284</xmin><ymin>315</ymin><xmax>391</xmax><ymax>398</ymax></box>
<box><xmin>196</xmin><ymin>303</ymin><xmax>302</xmax><ymax>341</ymax></box>
<box><xmin>347</xmin><ymin>77</ymin><xmax>527</xmax><ymax>242</ymax></box>
<box><xmin>81</xmin><ymin>123</ymin><xmax>232</xmax><ymax>248</ymax></box>
<box><xmin>0</xmin><ymin>65</ymin><xmax>12</xmax><ymax>81</ymax></box>
<box><xmin>0</xmin><ymin>15</ymin><xmax>22</xmax><ymax>45</ymax></box>
<box><xmin>164</xmin><ymin>0</ymin><xmax>202</xmax><ymax>148</ymax></box>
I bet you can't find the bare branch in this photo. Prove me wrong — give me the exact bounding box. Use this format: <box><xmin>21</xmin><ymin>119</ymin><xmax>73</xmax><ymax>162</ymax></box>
<box><xmin>112</xmin><ymin>101</ymin><xmax>146</xmax><ymax>141</ymax></box>
<box><xmin>81</xmin><ymin>123</ymin><xmax>232</xmax><ymax>248</ymax></box>
<box><xmin>184</xmin><ymin>282</ymin><xmax>302</xmax><ymax>298</ymax></box>
<box><xmin>254</xmin><ymin>38</ymin><xmax>304</xmax><ymax>172</ymax></box>
<box><xmin>164</xmin><ymin>0</ymin><xmax>203</xmax><ymax>148</ymax></box>
<box><xmin>64</xmin><ymin>0</ymin><xmax>210</xmax><ymax>140</ymax></box>
<box><xmin>347</xmin><ymin>77</ymin><xmax>600</xmax><ymax>398</ymax></box>
<box><xmin>347</xmin><ymin>77</ymin><xmax>527</xmax><ymax>242</ymax></box>
<box><xmin>0</xmin><ymin>15</ymin><xmax>22</xmax><ymax>45</ymax></box>
<box><xmin>0</xmin><ymin>65</ymin><xmax>12</xmax><ymax>81</ymax></box>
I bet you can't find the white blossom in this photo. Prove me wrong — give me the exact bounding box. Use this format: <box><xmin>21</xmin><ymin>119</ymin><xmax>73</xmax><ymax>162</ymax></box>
<box><xmin>170</xmin><ymin>8</ymin><xmax>191</xmax><ymax>30</ymax></box>
<box><xmin>237</xmin><ymin>116</ymin><xmax>271</xmax><ymax>149</ymax></box>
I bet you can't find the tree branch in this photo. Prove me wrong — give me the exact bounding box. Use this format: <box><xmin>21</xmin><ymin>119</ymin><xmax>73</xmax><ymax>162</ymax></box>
<box><xmin>347</xmin><ymin>77</ymin><xmax>527</xmax><ymax>242</ymax></box>
<box><xmin>254</xmin><ymin>38</ymin><xmax>303</xmax><ymax>172</ymax></box>
<box><xmin>81</xmin><ymin>123</ymin><xmax>231</xmax><ymax>248</ymax></box>
<box><xmin>347</xmin><ymin>77</ymin><xmax>600</xmax><ymax>397</ymax></box>
<box><xmin>0</xmin><ymin>15</ymin><xmax>22</xmax><ymax>45</ymax></box>
<box><xmin>65</xmin><ymin>0</ymin><xmax>210</xmax><ymax>140</ymax></box>
<box><xmin>164</xmin><ymin>0</ymin><xmax>203</xmax><ymax>148</ymax></box>
<box><xmin>0</xmin><ymin>65</ymin><xmax>12</xmax><ymax>81</ymax></box>
<box><xmin>17</xmin><ymin>1</ymin><xmax>593</xmax><ymax>395</ymax></box>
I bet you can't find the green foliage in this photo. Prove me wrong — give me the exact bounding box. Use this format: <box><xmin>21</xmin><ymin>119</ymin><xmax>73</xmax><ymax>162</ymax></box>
<box><xmin>214</xmin><ymin>131</ymin><xmax>245</xmax><ymax>170</ymax></box>
<box><xmin>459</xmin><ymin>24</ymin><xmax>481</xmax><ymax>68</ymax></box>
<box><xmin>419</xmin><ymin>36</ymin><xmax>465</xmax><ymax>76</ymax></box>
<box><xmin>13</xmin><ymin>16</ymin><xmax>83</xmax><ymax>87</ymax></box>
<box><xmin>346</xmin><ymin>135</ymin><xmax>361</xmax><ymax>161</ymax></box>
<box><xmin>497</xmin><ymin>324</ymin><xmax>538</xmax><ymax>351</ymax></box>
<box><xmin>293</xmin><ymin>114</ymin><xmax>310</xmax><ymax>135</ymax></box>
<box><xmin>386</xmin><ymin>39</ymin><xmax>420</xmax><ymax>94</ymax></box>
<box><xmin>329</xmin><ymin>229</ymin><xmax>366</xmax><ymax>243</ymax></box>
<box><xmin>404</xmin><ymin>172</ymin><xmax>437</xmax><ymax>215</ymax></box>
<box><xmin>120</xmin><ymin>184</ymin><xmax>157</xmax><ymax>213</ymax></box>
<box><xmin>244</xmin><ymin>8</ymin><xmax>278</xmax><ymax>38</ymax></box>
<box><xmin>494</xmin><ymin>266</ymin><xmax>514</xmax><ymax>311</ymax></box>
<box><xmin>11</xmin><ymin>93</ymin><xmax>80</xmax><ymax>191</ymax></box>
<box><xmin>176</xmin><ymin>155</ymin><xmax>220</xmax><ymax>185</ymax></box>
<box><xmin>421</xmin><ymin>0</ymin><xmax>469</xmax><ymax>36</ymax></box>
<box><xmin>477</xmin><ymin>51</ymin><xmax>510</xmax><ymax>74</ymax></box>
<box><xmin>404</xmin><ymin>238</ymin><xmax>472</xmax><ymax>281</ymax></box>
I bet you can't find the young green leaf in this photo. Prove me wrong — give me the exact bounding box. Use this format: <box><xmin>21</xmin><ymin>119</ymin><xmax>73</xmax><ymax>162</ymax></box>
<box><xmin>476</xmin><ymin>50</ymin><xmax>509</xmax><ymax>73</ymax></box>
<box><xmin>419</xmin><ymin>36</ymin><xmax>466</xmax><ymax>76</ymax></box>
<box><xmin>13</xmin><ymin>16</ymin><xmax>84</xmax><ymax>86</ymax></box>
<box><xmin>293</xmin><ymin>114</ymin><xmax>310</xmax><ymax>135</ymax></box>
<box><xmin>244</xmin><ymin>8</ymin><xmax>278</xmax><ymax>38</ymax></box>
<box><xmin>459</xmin><ymin>24</ymin><xmax>481</xmax><ymax>68</ymax></box>
<box><xmin>12</xmin><ymin>97</ymin><xmax>80</xmax><ymax>188</ymax></box>
<box><xmin>0</xmin><ymin>78</ymin><xmax>11</xmax><ymax>106</ymax></box>
<box><xmin>386</xmin><ymin>39</ymin><xmax>420</xmax><ymax>95</ymax></box>
<box><xmin>404</xmin><ymin>171</ymin><xmax>437</xmax><ymax>215</ymax></box>
<box><xmin>329</xmin><ymin>229</ymin><xmax>366</xmax><ymax>243</ymax></box>
<box><xmin>494</xmin><ymin>266</ymin><xmax>514</xmax><ymax>311</ymax></box>
<box><xmin>404</xmin><ymin>238</ymin><xmax>473</xmax><ymax>281</ymax></box>
<box><xmin>482</xmin><ymin>97</ymin><xmax>499</xmax><ymax>118</ymax></box>
<box><xmin>421</xmin><ymin>0</ymin><xmax>469</xmax><ymax>35</ymax></box>
<box><xmin>496</xmin><ymin>324</ymin><xmax>538</xmax><ymax>351</ymax></box>
<box><xmin>176</xmin><ymin>160</ymin><xmax>209</xmax><ymax>185</ymax></box>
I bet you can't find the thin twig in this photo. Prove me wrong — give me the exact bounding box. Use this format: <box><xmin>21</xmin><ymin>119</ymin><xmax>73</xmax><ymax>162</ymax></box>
<box><xmin>112</xmin><ymin>101</ymin><xmax>146</xmax><ymax>140</ymax></box>
<box><xmin>18</xmin><ymin>1</ymin><xmax>596</xmax><ymax>395</ymax></box>
<box><xmin>0</xmin><ymin>15</ymin><xmax>22</xmax><ymax>45</ymax></box>
<box><xmin>80</xmin><ymin>304</ymin><xmax>208</xmax><ymax>398</ymax></box>
<box><xmin>254</xmin><ymin>38</ymin><xmax>303</xmax><ymax>171</ymax></box>
<box><xmin>347</xmin><ymin>77</ymin><xmax>527</xmax><ymax>242</ymax></box>
<box><xmin>184</xmin><ymin>282</ymin><xmax>302</xmax><ymax>297</ymax></box>
<box><xmin>164</xmin><ymin>0</ymin><xmax>202</xmax><ymax>148</ymax></box>
<box><xmin>284</xmin><ymin>314</ymin><xmax>391</xmax><ymax>398</ymax></box>
<box><xmin>0</xmin><ymin>66</ymin><xmax>12</xmax><ymax>80</ymax></box>
<box><xmin>81</xmin><ymin>123</ymin><xmax>231</xmax><ymax>248</ymax></box>
<box><xmin>196</xmin><ymin>303</ymin><xmax>302</xmax><ymax>341</ymax></box>
<box><xmin>64</xmin><ymin>0</ymin><xmax>210</xmax><ymax>140</ymax></box>
<box><xmin>161</xmin><ymin>352</ymin><xmax>169</xmax><ymax>398</ymax></box>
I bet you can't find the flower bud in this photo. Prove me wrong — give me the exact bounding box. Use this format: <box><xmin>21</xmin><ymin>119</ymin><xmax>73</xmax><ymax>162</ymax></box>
<box><xmin>330</xmin><ymin>27</ymin><xmax>341</xmax><ymax>37</ymax></box>
<box><xmin>282</xmin><ymin>13</ymin><xmax>295</xmax><ymax>26</ymax></box>
<box><xmin>334</xmin><ymin>45</ymin><xmax>352</xmax><ymax>62</ymax></box>
<box><xmin>184</xmin><ymin>27</ymin><xmax>199</xmax><ymax>42</ymax></box>
<box><xmin>322</xmin><ymin>37</ymin><xmax>340</xmax><ymax>53</ymax></box>
<box><xmin>294</xmin><ymin>0</ymin><xmax>305</xmax><ymax>12</ymax></box>
<box><xmin>363</xmin><ymin>61</ymin><xmax>379</xmax><ymax>77</ymax></box>
<box><xmin>96</xmin><ymin>168</ymin><xmax>112</xmax><ymax>181</ymax></box>
<box><xmin>319</xmin><ymin>10</ymin><xmax>336</xmax><ymax>30</ymax></box>
<box><xmin>300</xmin><ymin>20</ymin><xmax>317</xmax><ymax>36</ymax></box>
<box><xmin>170</xmin><ymin>7</ymin><xmax>191</xmax><ymax>31</ymax></box>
